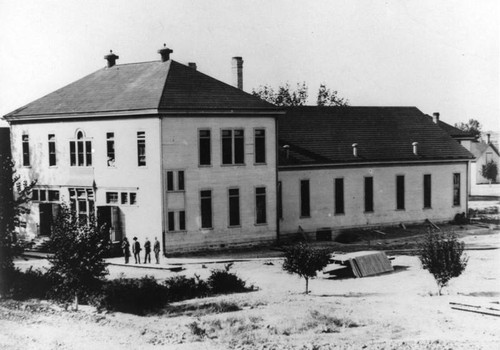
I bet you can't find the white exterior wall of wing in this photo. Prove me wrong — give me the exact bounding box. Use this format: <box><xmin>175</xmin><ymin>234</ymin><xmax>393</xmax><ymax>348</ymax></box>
<box><xmin>161</xmin><ymin>116</ymin><xmax>277</xmax><ymax>253</ymax></box>
<box><xmin>278</xmin><ymin>162</ymin><xmax>468</xmax><ymax>237</ymax></box>
<box><xmin>9</xmin><ymin>117</ymin><xmax>163</xmax><ymax>243</ymax></box>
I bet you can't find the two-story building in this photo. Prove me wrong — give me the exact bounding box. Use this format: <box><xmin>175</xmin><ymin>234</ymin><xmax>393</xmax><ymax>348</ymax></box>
<box><xmin>3</xmin><ymin>48</ymin><xmax>281</xmax><ymax>253</ymax></box>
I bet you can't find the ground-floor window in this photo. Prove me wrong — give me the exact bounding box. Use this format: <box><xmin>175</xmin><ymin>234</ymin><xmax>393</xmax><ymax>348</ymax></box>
<box><xmin>255</xmin><ymin>187</ymin><xmax>267</xmax><ymax>224</ymax></box>
<box><xmin>228</xmin><ymin>188</ymin><xmax>240</xmax><ymax>226</ymax></box>
<box><xmin>453</xmin><ymin>173</ymin><xmax>461</xmax><ymax>206</ymax></box>
<box><xmin>396</xmin><ymin>175</ymin><xmax>405</xmax><ymax>210</ymax></box>
<box><xmin>69</xmin><ymin>188</ymin><xmax>94</xmax><ymax>223</ymax></box>
<box><xmin>423</xmin><ymin>174</ymin><xmax>431</xmax><ymax>208</ymax></box>
<box><xmin>364</xmin><ymin>177</ymin><xmax>374</xmax><ymax>212</ymax></box>
<box><xmin>167</xmin><ymin>211</ymin><xmax>186</xmax><ymax>232</ymax></box>
<box><xmin>200</xmin><ymin>190</ymin><xmax>212</xmax><ymax>229</ymax></box>
<box><xmin>334</xmin><ymin>178</ymin><xmax>344</xmax><ymax>214</ymax></box>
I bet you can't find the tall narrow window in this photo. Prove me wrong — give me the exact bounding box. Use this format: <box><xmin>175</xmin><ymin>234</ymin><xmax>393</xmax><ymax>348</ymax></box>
<box><xmin>107</xmin><ymin>132</ymin><xmax>115</xmax><ymax>166</ymax></box>
<box><xmin>137</xmin><ymin>131</ymin><xmax>146</xmax><ymax>167</ymax></box>
<box><xmin>334</xmin><ymin>178</ymin><xmax>344</xmax><ymax>214</ymax></box>
<box><xmin>178</xmin><ymin>171</ymin><xmax>185</xmax><ymax>191</ymax></box>
<box><xmin>424</xmin><ymin>174</ymin><xmax>432</xmax><ymax>208</ymax></box>
<box><xmin>70</xmin><ymin>131</ymin><xmax>92</xmax><ymax>167</ymax></box>
<box><xmin>168</xmin><ymin>211</ymin><xmax>175</xmax><ymax>231</ymax></box>
<box><xmin>167</xmin><ymin>171</ymin><xmax>174</xmax><ymax>191</ymax></box>
<box><xmin>396</xmin><ymin>175</ymin><xmax>405</xmax><ymax>210</ymax></box>
<box><xmin>278</xmin><ymin>181</ymin><xmax>283</xmax><ymax>219</ymax></box>
<box><xmin>199</xmin><ymin>130</ymin><xmax>211</xmax><ymax>166</ymax></box>
<box><xmin>179</xmin><ymin>211</ymin><xmax>186</xmax><ymax>231</ymax></box>
<box><xmin>453</xmin><ymin>173</ymin><xmax>461</xmax><ymax>206</ymax></box>
<box><xmin>222</xmin><ymin>129</ymin><xmax>244</xmax><ymax>165</ymax></box>
<box><xmin>254</xmin><ymin>129</ymin><xmax>266</xmax><ymax>164</ymax></box>
<box><xmin>200</xmin><ymin>190</ymin><xmax>212</xmax><ymax>229</ymax></box>
<box><xmin>364</xmin><ymin>177</ymin><xmax>374</xmax><ymax>212</ymax></box>
<box><xmin>228</xmin><ymin>188</ymin><xmax>240</xmax><ymax>226</ymax></box>
<box><xmin>22</xmin><ymin>134</ymin><xmax>30</xmax><ymax>166</ymax></box>
<box><xmin>48</xmin><ymin>134</ymin><xmax>56</xmax><ymax>166</ymax></box>
<box><xmin>255</xmin><ymin>187</ymin><xmax>267</xmax><ymax>224</ymax></box>
<box><xmin>300</xmin><ymin>180</ymin><xmax>310</xmax><ymax>217</ymax></box>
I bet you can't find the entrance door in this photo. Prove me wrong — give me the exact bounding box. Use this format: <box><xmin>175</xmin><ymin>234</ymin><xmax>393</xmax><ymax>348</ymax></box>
<box><xmin>39</xmin><ymin>203</ymin><xmax>59</xmax><ymax>236</ymax></box>
<box><xmin>97</xmin><ymin>206</ymin><xmax>123</xmax><ymax>242</ymax></box>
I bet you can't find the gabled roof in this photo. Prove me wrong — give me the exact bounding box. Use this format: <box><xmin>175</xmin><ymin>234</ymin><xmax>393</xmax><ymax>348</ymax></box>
<box><xmin>278</xmin><ymin>106</ymin><xmax>474</xmax><ymax>167</ymax></box>
<box><xmin>4</xmin><ymin>60</ymin><xmax>275</xmax><ymax>120</ymax></box>
<box><xmin>432</xmin><ymin>118</ymin><xmax>477</xmax><ymax>139</ymax></box>
<box><xmin>470</xmin><ymin>142</ymin><xmax>500</xmax><ymax>159</ymax></box>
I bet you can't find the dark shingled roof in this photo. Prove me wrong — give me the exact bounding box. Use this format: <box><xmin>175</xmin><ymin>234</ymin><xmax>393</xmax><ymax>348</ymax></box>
<box><xmin>432</xmin><ymin>118</ymin><xmax>477</xmax><ymax>139</ymax></box>
<box><xmin>278</xmin><ymin>106</ymin><xmax>474</xmax><ymax>166</ymax></box>
<box><xmin>4</xmin><ymin>60</ymin><xmax>274</xmax><ymax>119</ymax></box>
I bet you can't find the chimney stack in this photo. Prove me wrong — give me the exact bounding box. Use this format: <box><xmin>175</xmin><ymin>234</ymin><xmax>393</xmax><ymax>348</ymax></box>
<box><xmin>487</xmin><ymin>133</ymin><xmax>491</xmax><ymax>144</ymax></box>
<box><xmin>412</xmin><ymin>142</ymin><xmax>419</xmax><ymax>155</ymax></box>
<box><xmin>352</xmin><ymin>143</ymin><xmax>358</xmax><ymax>157</ymax></box>
<box><xmin>104</xmin><ymin>50</ymin><xmax>119</xmax><ymax>68</ymax></box>
<box><xmin>158</xmin><ymin>44</ymin><xmax>173</xmax><ymax>62</ymax></box>
<box><xmin>283</xmin><ymin>145</ymin><xmax>290</xmax><ymax>160</ymax></box>
<box><xmin>232</xmin><ymin>57</ymin><xmax>243</xmax><ymax>90</ymax></box>
<box><xmin>432</xmin><ymin>112</ymin><xmax>440</xmax><ymax>124</ymax></box>
<box><xmin>188</xmin><ymin>62</ymin><xmax>197</xmax><ymax>70</ymax></box>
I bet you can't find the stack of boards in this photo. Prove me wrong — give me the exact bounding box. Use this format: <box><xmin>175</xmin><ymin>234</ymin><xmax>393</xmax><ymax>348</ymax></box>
<box><xmin>327</xmin><ymin>251</ymin><xmax>394</xmax><ymax>278</ymax></box>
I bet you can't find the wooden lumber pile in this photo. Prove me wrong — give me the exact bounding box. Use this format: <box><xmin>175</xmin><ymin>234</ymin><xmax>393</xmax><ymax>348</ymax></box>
<box><xmin>328</xmin><ymin>251</ymin><xmax>393</xmax><ymax>278</ymax></box>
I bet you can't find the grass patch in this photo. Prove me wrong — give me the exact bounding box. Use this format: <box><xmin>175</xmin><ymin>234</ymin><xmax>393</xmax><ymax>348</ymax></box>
<box><xmin>165</xmin><ymin>301</ymin><xmax>241</xmax><ymax>317</ymax></box>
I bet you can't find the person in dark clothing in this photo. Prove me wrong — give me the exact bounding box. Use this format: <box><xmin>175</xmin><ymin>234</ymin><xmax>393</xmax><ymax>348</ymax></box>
<box><xmin>132</xmin><ymin>237</ymin><xmax>141</xmax><ymax>264</ymax></box>
<box><xmin>153</xmin><ymin>237</ymin><xmax>161</xmax><ymax>264</ymax></box>
<box><xmin>143</xmin><ymin>238</ymin><xmax>151</xmax><ymax>264</ymax></box>
<box><xmin>121</xmin><ymin>237</ymin><xmax>131</xmax><ymax>264</ymax></box>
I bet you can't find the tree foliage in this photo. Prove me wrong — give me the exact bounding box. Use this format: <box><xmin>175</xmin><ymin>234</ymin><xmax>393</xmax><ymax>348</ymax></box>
<box><xmin>48</xmin><ymin>203</ymin><xmax>110</xmax><ymax>309</ymax></box>
<box><xmin>252</xmin><ymin>83</ymin><xmax>348</xmax><ymax>107</ymax></box>
<box><xmin>419</xmin><ymin>231</ymin><xmax>468</xmax><ymax>295</ymax></box>
<box><xmin>0</xmin><ymin>153</ymin><xmax>36</xmax><ymax>296</ymax></box>
<box><xmin>282</xmin><ymin>243</ymin><xmax>330</xmax><ymax>294</ymax></box>
<box><xmin>481</xmin><ymin>160</ymin><xmax>498</xmax><ymax>183</ymax></box>
<box><xmin>454</xmin><ymin>119</ymin><xmax>482</xmax><ymax>138</ymax></box>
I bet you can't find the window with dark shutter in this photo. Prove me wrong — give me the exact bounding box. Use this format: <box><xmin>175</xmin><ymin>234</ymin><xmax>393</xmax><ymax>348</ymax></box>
<box><xmin>334</xmin><ymin>178</ymin><xmax>344</xmax><ymax>214</ymax></box>
<box><xmin>201</xmin><ymin>190</ymin><xmax>212</xmax><ymax>229</ymax></box>
<box><xmin>300</xmin><ymin>180</ymin><xmax>310</xmax><ymax>217</ymax></box>
<box><xmin>364</xmin><ymin>177</ymin><xmax>374</xmax><ymax>212</ymax></box>
<box><xmin>396</xmin><ymin>175</ymin><xmax>405</xmax><ymax>210</ymax></box>
<box><xmin>424</xmin><ymin>174</ymin><xmax>431</xmax><ymax>208</ymax></box>
<box><xmin>229</xmin><ymin>188</ymin><xmax>240</xmax><ymax>226</ymax></box>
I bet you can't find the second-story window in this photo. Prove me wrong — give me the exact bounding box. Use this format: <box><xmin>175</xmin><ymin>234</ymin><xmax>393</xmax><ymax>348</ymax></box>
<box><xmin>222</xmin><ymin>129</ymin><xmax>244</xmax><ymax>165</ymax></box>
<box><xmin>199</xmin><ymin>130</ymin><xmax>211</xmax><ymax>166</ymax></box>
<box><xmin>254</xmin><ymin>129</ymin><xmax>266</xmax><ymax>164</ymax></box>
<box><xmin>107</xmin><ymin>132</ymin><xmax>115</xmax><ymax>167</ymax></box>
<box><xmin>22</xmin><ymin>134</ymin><xmax>30</xmax><ymax>166</ymax></box>
<box><xmin>166</xmin><ymin>170</ymin><xmax>185</xmax><ymax>191</ymax></box>
<box><xmin>70</xmin><ymin>131</ymin><xmax>92</xmax><ymax>167</ymax></box>
<box><xmin>137</xmin><ymin>131</ymin><xmax>146</xmax><ymax>167</ymax></box>
<box><xmin>48</xmin><ymin>134</ymin><xmax>56</xmax><ymax>166</ymax></box>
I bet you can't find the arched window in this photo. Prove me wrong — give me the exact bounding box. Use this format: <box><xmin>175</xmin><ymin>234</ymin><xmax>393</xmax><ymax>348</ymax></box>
<box><xmin>70</xmin><ymin>130</ymin><xmax>92</xmax><ymax>166</ymax></box>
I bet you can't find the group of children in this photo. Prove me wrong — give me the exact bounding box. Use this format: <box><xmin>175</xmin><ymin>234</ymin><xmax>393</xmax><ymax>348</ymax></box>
<box><xmin>121</xmin><ymin>237</ymin><xmax>161</xmax><ymax>264</ymax></box>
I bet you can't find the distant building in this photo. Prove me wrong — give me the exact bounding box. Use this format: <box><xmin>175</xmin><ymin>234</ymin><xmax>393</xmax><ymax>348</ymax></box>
<box><xmin>470</xmin><ymin>134</ymin><xmax>500</xmax><ymax>185</ymax></box>
<box><xmin>2</xmin><ymin>48</ymin><xmax>474</xmax><ymax>252</ymax></box>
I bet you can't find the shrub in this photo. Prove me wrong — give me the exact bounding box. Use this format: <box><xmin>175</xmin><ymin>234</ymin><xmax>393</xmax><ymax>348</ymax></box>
<box><xmin>8</xmin><ymin>268</ymin><xmax>55</xmax><ymax>300</ymax></box>
<box><xmin>207</xmin><ymin>264</ymin><xmax>249</xmax><ymax>294</ymax></box>
<box><xmin>163</xmin><ymin>274</ymin><xmax>209</xmax><ymax>302</ymax></box>
<box><xmin>419</xmin><ymin>231</ymin><xmax>468</xmax><ymax>295</ymax></box>
<box><xmin>481</xmin><ymin>160</ymin><xmax>498</xmax><ymax>183</ymax></box>
<box><xmin>282</xmin><ymin>243</ymin><xmax>330</xmax><ymax>294</ymax></box>
<box><xmin>334</xmin><ymin>230</ymin><xmax>361</xmax><ymax>244</ymax></box>
<box><xmin>96</xmin><ymin>276</ymin><xmax>167</xmax><ymax>315</ymax></box>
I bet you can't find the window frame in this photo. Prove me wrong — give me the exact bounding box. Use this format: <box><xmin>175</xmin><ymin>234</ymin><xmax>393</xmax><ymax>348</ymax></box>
<box><xmin>396</xmin><ymin>175</ymin><xmax>405</xmax><ymax>210</ymax></box>
<box><xmin>166</xmin><ymin>170</ymin><xmax>186</xmax><ymax>192</ymax></box>
<box><xmin>300</xmin><ymin>179</ymin><xmax>311</xmax><ymax>218</ymax></box>
<box><xmin>364</xmin><ymin>176</ymin><xmax>374</xmax><ymax>213</ymax></box>
<box><xmin>221</xmin><ymin>128</ymin><xmax>245</xmax><ymax>166</ymax></box>
<box><xmin>106</xmin><ymin>132</ymin><xmax>115</xmax><ymax>167</ymax></box>
<box><xmin>22</xmin><ymin>134</ymin><xmax>30</xmax><ymax>167</ymax></box>
<box><xmin>200</xmin><ymin>189</ymin><xmax>213</xmax><ymax>229</ymax></box>
<box><xmin>334</xmin><ymin>177</ymin><xmax>345</xmax><ymax>215</ymax></box>
<box><xmin>198</xmin><ymin>129</ymin><xmax>212</xmax><ymax>166</ymax></box>
<box><xmin>137</xmin><ymin>131</ymin><xmax>146</xmax><ymax>167</ymax></box>
<box><xmin>69</xmin><ymin>130</ymin><xmax>92</xmax><ymax>167</ymax></box>
<box><xmin>254</xmin><ymin>128</ymin><xmax>266</xmax><ymax>164</ymax></box>
<box><xmin>423</xmin><ymin>174</ymin><xmax>432</xmax><ymax>209</ymax></box>
<box><xmin>255</xmin><ymin>186</ymin><xmax>267</xmax><ymax>225</ymax></box>
<box><xmin>453</xmin><ymin>173</ymin><xmax>461</xmax><ymax>207</ymax></box>
<box><xmin>228</xmin><ymin>187</ymin><xmax>241</xmax><ymax>227</ymax></box>
<box><xmin>48</xmin><ymin>134</ymin><xmax>56</xmax><ymax>167</ymax></box>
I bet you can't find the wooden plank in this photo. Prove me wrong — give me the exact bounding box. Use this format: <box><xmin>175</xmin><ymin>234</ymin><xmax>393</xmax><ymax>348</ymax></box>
<box><xmin>451</xmin><ymin>306</ymin><xmax>500</xmax><ymax>317</ymax></box>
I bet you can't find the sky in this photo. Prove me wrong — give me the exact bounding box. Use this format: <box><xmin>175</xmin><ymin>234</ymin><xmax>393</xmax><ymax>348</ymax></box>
<box><xmin>0</xmin><ymin>0</ymin><xmax>498</xmax><ymax>131</ymax></box>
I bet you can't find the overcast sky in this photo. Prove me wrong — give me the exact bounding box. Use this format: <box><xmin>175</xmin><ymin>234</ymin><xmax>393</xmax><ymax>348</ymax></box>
<box><xmin>0</xmin><ymin>0</ymin><xmax>498</xmax><ymax>130</ymax></box>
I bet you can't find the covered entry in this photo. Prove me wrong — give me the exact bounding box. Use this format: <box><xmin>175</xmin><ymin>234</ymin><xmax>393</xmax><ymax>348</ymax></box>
<box><xmin>97</xmin><ymin>206</ymin><xmax>123</xmax><ymax>242</ymax></box>
<box><xmin>39</xmin><ymin>203</ymin><xmax>59</xmax><ymax>236</ymax></box>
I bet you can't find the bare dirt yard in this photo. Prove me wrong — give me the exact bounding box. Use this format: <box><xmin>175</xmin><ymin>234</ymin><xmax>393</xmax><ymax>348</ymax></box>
<box><xmin>1</xmin><ymin>228</ymin><xmax>499</xmax><ymax>350</ymax></box>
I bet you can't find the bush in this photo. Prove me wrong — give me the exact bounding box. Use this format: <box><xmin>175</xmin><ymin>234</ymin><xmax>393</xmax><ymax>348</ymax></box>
<box><xmin>282</xmin><ymin>243</ymin><xmax>330</xmax><ymax>294</ymax></box>
<box><xmin>96</xmin><ymin>276</ymin><xmax>167</xmax><ymax>315</ymax></box>
<box><xmin>164</xmin><ymin>274</ymin><xmax>209</xmax><ymax>302</ymax></box>
<box><xmin>334</xmin><ymin>230</ymin><xmax>361</xmax><ymax>244</ymax></box>
<box><xmin>8</xmin><ymin>268</ymin><xmax>55</xmax><ymax>300</ymax></box>
<box><xmin>207</xmin><ymin>264</ymin><xmax>249</xmax><ymax>294</ymax></box>
<box><xmin>419</xmin><ymin>231</ymin><xmax>468</xmax><ymax>295</ymax></box>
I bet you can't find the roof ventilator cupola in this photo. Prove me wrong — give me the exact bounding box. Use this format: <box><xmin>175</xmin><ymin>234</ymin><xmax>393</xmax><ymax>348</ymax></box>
<box><xmin>432</xmin><ymin>112</ymin><xmax>440</xmax><ymax>124</ymax></box>
<box><xmin>352</xmin><ymin>143</ymin><xmax>358</xmax><ymax>157</ymax></box>
<box><xmin>283</xmin><ymin>145</ymin><xmax>290</xmax><ymax>159</ymax></box>
<box><xmin>104</xmin><ymin>50</ymin><xmax>119</xmax><ymax>68</ymax></box>
<box><xmin>412</xmin><ymin>142</ymin><xmax>419</xmax><ymax>156</ymax></box>
<box><xmin>158</xmin><ymin>44</ymin><xmax>173</xmax><ymax>62</ymax></box>
<box><xmin>188</xmin><ymin>62</ymin><xmax>197</xmax><ymax>70</ymax></box>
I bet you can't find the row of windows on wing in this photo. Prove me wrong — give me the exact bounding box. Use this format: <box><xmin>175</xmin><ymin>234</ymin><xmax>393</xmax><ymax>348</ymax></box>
<box><xmin>21</xmin><ymin>129</ymin><xmax>265</xmax><ymax>168</ymax></box>
<box><xmin>288</xmin><ymin>173</ymin><xmax>462</xmax><ymax>219</ymax></box>
<box><xmin>21</xmin><ymin>131</ymin><xmax>146</xmax><ymax>168</ymax></box>
<box><xmin>166</xmin><ymin>187</ymin><xmax>268</xmax><ymax>233</ymax></box>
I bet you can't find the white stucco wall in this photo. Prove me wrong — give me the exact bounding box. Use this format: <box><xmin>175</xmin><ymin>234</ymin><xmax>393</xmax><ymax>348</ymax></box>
<box><xmin>278</xmin><ymin>162</ymin><xmax>468</xmax><ymax>238</ymax></box>
<box><xmin>161</xmin><ymin>116</ymin><xmax>277</xmax><ymax>252</ymax></box>
<box><xmin>10</xmin><ymin>117</ymin><xmax>163</xmax><ymax>243</ymax></box>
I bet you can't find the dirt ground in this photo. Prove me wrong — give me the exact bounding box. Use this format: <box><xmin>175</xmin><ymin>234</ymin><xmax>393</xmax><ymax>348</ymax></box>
<box><xmin>1</xmin><ymin>228</ymin><xmax>499</xmax><ymax>350</ymax></box>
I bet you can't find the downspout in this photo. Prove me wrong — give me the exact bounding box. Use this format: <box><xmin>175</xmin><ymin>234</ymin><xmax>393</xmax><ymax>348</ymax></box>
<box><xmin>465</xmin><ymin>160</ymin><xmax>469</xmax><ymax>215</ymax></box>
<box><xmin>159</xmin><ymin>116</ymin><xmax>166</xmax><ymax>256</ymax></box>
<box><xmin>275</xmin><ymin>116</ymin><xmax>280</xmax><ymax>244</ymax></box>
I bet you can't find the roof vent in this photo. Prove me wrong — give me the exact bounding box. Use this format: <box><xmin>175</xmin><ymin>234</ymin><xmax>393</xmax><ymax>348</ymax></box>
<box><xmin>432</xmin><ymin>112</ymin><xmax>440</xmax><ymax>124</ymax></box>
<box><xmin>232</xmin><ymin>57</ymin><xmax>243</xmax><ymax>90</ymax></box>
<box><xmin>104</xmin><ymin>50</ymin><xmax>119</xmax><ymax>68</ymax></box>
<box><xmin>283</xmin><ymin>144</ymin><xmax>290</xmax><ymax>159</ymax></box>
<box><xmin>412</xmin><ymin>142</ymin><xmax>419</xmax><ymax>155</ymax></box>
<box><xmin>352</xmin><ymin>143</ymin><xmax>358</xmax><ymax>157</ymax></box>
<box><xmin>158</xmin><ymin>44</ymin><xmax>173</xmax><ymax>62</ymax></box>
<box><xmin>188</xmin><ymin>62</ymin><xmax>197</xmax><ymax>70</ymax></box>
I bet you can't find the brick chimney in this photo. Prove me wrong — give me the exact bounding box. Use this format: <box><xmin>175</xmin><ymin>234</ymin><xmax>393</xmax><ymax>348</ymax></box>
<box><xmin>104</xmin><ymin>50</ymin><xmax>119</xmax><ymax>68</ymax></box>
<box><xmin>158</xmin><ymin>44</ymin><xmax>173</xmax><ymax>62</ymax></box>
<box><xmin>188</xmin><ymin>62</ymin><xmax>197</xmax><ymax>70</ymax></box>
<box><xmin>432</xmin><ymin>112</ymin><xmax>440</xmax><ymax>124</ymax></box>
<box><xmin>487</xmin><ymin>133</ymin><xmax>491</xmax><ymax>144</ymax></box>
<box><xmin>232</xmin><ymin>57</ymin><xmax>243</xmax><ymax>90</ymax></box>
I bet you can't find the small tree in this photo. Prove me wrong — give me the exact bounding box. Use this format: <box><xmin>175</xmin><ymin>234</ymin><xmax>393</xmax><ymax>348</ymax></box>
<box><xmin>454</xmin><ymin>119</ymin><xmax>482</xmax><ymax>139</ymax></box>
<box><xmin>317</xmin><ymin>83</ymin><xmax>349</xmax><ymax>106</ymax></box>
<box><xmin>481</xmin><ymin>160</ymin><xmax>498</xmax><ymax>183</ymax></box>
<box><xmin>419</xmin><ymin>231</ymin><xmax>468</xmax><ymax>295</ymax></box>
<box><xmin>48</xmin><ymin>203</ymin><xmax>110</xmax><ymax>310</ymax></box>
<box><xmin>282</xmin><ymin>243</ymin><xmax>330</xmax><ymax>294</ymax></box>
<box><xmin>0</xmin><ymin>154</ymin><xmax>36</xmax><ymax>297</ymax></box>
